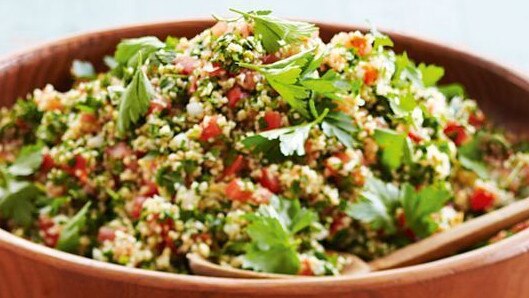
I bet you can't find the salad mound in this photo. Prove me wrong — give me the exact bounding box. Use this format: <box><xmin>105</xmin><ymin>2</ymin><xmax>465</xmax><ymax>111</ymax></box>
<box><xmin>1</xmin><ymin>9</ymin><xmax>529</xmax><ymax>276</ymax></box>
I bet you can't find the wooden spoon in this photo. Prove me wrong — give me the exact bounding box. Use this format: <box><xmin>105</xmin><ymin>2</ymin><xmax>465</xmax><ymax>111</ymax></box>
<box><xmin>188</xmin><ymin>196</ymin><xmax>529</xmax><ymax>278</ymax></box>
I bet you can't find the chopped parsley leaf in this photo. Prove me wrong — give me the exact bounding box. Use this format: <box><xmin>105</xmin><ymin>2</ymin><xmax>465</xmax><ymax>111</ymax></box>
<box><xmin>117</xmin><ymin>65</ymin><xmax>155</xmax><ymax>134</ymax></box>
<box><xmin>401</xmin><ymin>182</ymin><xmax>451</xmax><ymax>238</ymax></box>
<box><xmin>242</xmin><ymin>196</ymin><xmax>316</xmax><ymax>274</ymax></box>
<box><xmin>0</xmin><ymin>180</ymin><xmax>41</xmax><ymax>227</ymax></box>
<box><xmin>321</xmin><ymin>112</ymin><xmax>357</xmax><ymax>149</ymax></box>
<box><xmin>8</xmin><ymin>143</ymin><xmax>44</xmax><ymax>177</ymax></box>
<box><xmin>231</xmin><ymin>9</ymin><xmax>317</xmax><ymax>53</ymax></box>
<box><xmin>374</xmin><ymin>128</ymin><xmax>412</xmax><ymax>171</ymax></box>
<box><xmin>114</xmin><ymin>36</ymin><xmax>165</xmax><ymax>67</ymax></box>
<box><xmin>346</xmin><ymin>177</ymin><xmax>400</xmax><ymax>234</ymax></box>
<box><xmin>56</xmin><ymin>201</ymin><xmax>91</xmax><ymax>253</ymax></box>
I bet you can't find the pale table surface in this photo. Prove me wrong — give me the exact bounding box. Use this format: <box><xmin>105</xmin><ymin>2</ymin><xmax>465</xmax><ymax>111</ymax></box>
<box><xmin>0</xmin><ymin>0</ymin><xmax>528</xmax><ymax>73</ymax></box>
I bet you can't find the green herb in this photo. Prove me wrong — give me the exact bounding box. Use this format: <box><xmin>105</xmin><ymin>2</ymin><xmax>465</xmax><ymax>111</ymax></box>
<box><xmin>401</xmin><ymin>182</ymin><xmax>451</xmax><ymax>238</ymax></box>
<box><xmin>346</xmin><ymin>177</ymin><xmax>400</xmax><ymax>234</ymax></box>
<box><xmin>70</xmin><ymin>60</ymin><xmax>96</xmax><ymax>80</ymax></box>
<box><xmin>8</xmin><ymin>144</ymin><xmax>44</xmax><ymax>176</ymax></box>
<box><xmin>263</xmin><ymin>195</ymin><xmax>317</xmax><ymax>234</ymax></box>
<box><xmin>44</xmin><ymin>197</ymin><xmax>70</xmax><ymax>215</ymax></box>
<box><xmin>242</xmin><ymin>196</ymin><xmax>316</xmax><ymax>274</ymax></box>
<box><xmin>373</xmin><ymin>34</ymin><xmax>394</xmax><ymax>49</ymax></box>
<box><xmin>459</xmin><ymin>156</ymin><xmax>488</xmax><ymax>179</ymax></box>
<box><xmin>418</xmin><ymin>63</ymin><xmax>444</xmax><ymax>87</ymax></box>
<box><xmin>458</xmin><ymin>134</ymin><xmax>489</xmax><ymax>179</ymax></box>
<box><xmin>386</xmin><ymin>91</ymin><xmax>417</xmax><ymax>117</ymax></box>
<box><xmin>321</xmin><ymin>112</ymin><xmax>357</xmax><ymax>148</ymax></box>
<box><xmin>300</xmin><ymin>70</ymin><xmax>352</xmax><ymax>100</ymax></box>
<box><xmin>374</xmin><ymin>128</ymin><xmax>412</xmax><ymax>170</ymax></box>
<box><xmin>114</xmin><ymin>36</ymin><xmax>165</xmax><ymax>67</ymax></box>
<box><xmin>239</xmin><ymin>48</ymin><xmax>318</xmax><ymax>117</ymax></box>
<box><xmin>0</xmin><ymin>180</ymin><xmax>41</xmax><ymax>227</ymax></box>
<box><xmin>393</xmin><ymin>53</ymin><xmax>445</xmax><ymax>88</ymax></box>
<box><xmin>117</xmin><ymin>65</ymin><xmax>155</xmax><ymax>134</ymax></box>
<box><xmin>240</xmin><ymin>48</ymin><xmax>355</xmax><ymax>119</ymax></box>
<box><xmin>231</xmin><ymin>9</ymin><xmax>317</xmax><ymax>53</ymax></box>
<box><xmin>242</xmin><ymin>109</ymin><xmax>328</xmax><ymax>158</ymax></box>
<box><xmin>164</xmin><ymin>36</ymin><xmax>179</xmax><ymax>49</ymax></box>
<box><xmin>347</xmin><ymin>178</ymin><xmax>451</xmax><ymax>238</ymax></box>
<box><xmin>393</xmin><ymin>52</ymin><xmax>421</xmax><ymax>86</ymax></box>
<box><xmin>151</xmin><ymin>51</ymin><xmax>178</xmax><ymax>66</ymax></box>
<box><xmin>155</xmin><ymin>166</ymin><xmax>183</xmax><ymax>195</ymax></box>
<box><xmin>438</xmin><ymin>83</ymin><xmax>466</xmax><ymax>98</ymax></box>
<box><xmin>243</xmin><ymin>123</ymin><xmax>313</xmax><ymax>157</ymax></box>
<box><xmin>56</xmin><ymin>202</ymin><xmax>91</xmax><ymax>253</ymax></box>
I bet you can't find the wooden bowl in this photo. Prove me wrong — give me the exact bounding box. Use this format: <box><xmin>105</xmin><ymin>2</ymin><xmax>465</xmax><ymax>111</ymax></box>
<box><xmin>1</xmin><ymin>19</ymin><xmax>529</xmax><ymax>298</ymax></box>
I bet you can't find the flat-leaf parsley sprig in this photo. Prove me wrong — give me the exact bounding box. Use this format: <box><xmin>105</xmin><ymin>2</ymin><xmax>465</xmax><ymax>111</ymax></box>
<box><xmin>242</xmin><ymin>196</ymin><xmax>317</xmax><ymax>274</ymax></box>
<box><xmin>117</xmin><ymin>53</ymin><xmax>156</xmax><ymax>134</ymax></box>
<box><xmin>230</xmin><ymin>9</ymin><xmax>317</xmax><ymax>53</ymax></box>
<box><xmin>242</xmin><ymin>108</ymin><xmax>329</xmax><ymax>159</ymax></box>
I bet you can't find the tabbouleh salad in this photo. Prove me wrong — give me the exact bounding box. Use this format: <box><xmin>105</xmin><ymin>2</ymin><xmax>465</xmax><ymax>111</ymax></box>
<box><xmin>1</xmin><ymin>9</ymin><xmax>529</xmax><ymax>276</ymax></box>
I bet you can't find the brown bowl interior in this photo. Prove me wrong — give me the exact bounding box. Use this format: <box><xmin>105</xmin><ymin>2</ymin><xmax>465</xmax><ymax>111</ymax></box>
<box><xmin>1</xmin><ymin>19</ymin><xmax>529</xmax><ymax>298</ymax></box>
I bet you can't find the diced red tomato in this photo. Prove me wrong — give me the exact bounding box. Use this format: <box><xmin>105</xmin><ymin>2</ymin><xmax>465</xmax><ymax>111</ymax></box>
<box><xmin>259</xmin><ymin>168</ymin><xmax>281</xmax><ymax>193</ymax></box>
<box><xmin>329</xmin><ymin>213</ymin><xmax>348</xmax><ymax>236</ymax></box>
<box><xmin>298</xmin><ymin>258</ymin><xmax>314</xmax><ymax>276</ymax></box>
<box><xmin>148</xmin><ymin>98</ymin><xmax>171</xmax><ymax>114</ymax></box>
<box><xmin>443</xmin><ymin>121</ymin><xmax>468</xmax><ymax>146</ymax></box>
<box><xmin>225</xmin><ymin>179</ymin><xmax>253</xmax><ymax>202</ymax></box>
<box><xmin>41</xmin><ymin>153</ymin><xmax>55</xmax><ymax>173</ymax></box>
<box><xmin>69</xmin><ymin>155</ymin><xmax>89</xmax><ymax>184</ymax></box>
<box><xmin>79</xmin><ymin>112</ymin><xmax>100</xmax><ymax>134</ymax></box>
<box><xmin>191</xmin><ymin>232</ymin><xmax>212</xmax><ymax>244</ymax></box>
<box><xmin>407</xmin><ymin>130</ymin><xmax>423</xmax><ymax>143</ymax></box>
<box><xmin>262</xmin><ymin>54</ymin><xmax>279</xmax><ymax>64</ymax></box>
<box><xmin>263</xmin><ymin>111</ymin><xmax>282</xmax><ymax>131</ymax></box>
<box><xmin>80</xmin><ymin>112</ymin><xmax>97</xmax><ymax>123</ymax></box>
<box><xmin>208</xmin><ymin>62</ymin><xmax>227</xmax><ymax>77</ymax></box>
<box><xmin>325</xmin><ymin>152</ymin><xmax>350</xmax><ymax>176</ymax></box>
<box><xmin>38</xmin><ymin>216</ymin><xmax>59</xmax><ymax>247</ymax></box>
<box><xmin>469</xmin><ymin>111</ymin><xmax>486</xmax><ymax>127</ymax></box>
<box><xmin>199</xmin><ymin>117</ymin><xmax>223</xmax><ymax>142</ymax></box>
<box><xmin>140</xmin><ymin>181</ymin><xmax>159</xmax><ymax>197</ymax></box>
<box><xmin>469</xmin><ymin>187</ymin><xmax>495</xmax><ymax>211</ymax></box>
<box><xmin>239</xmin><ymin>70</ymin><xmax>257</xmax><ymax>90</ymax></box>
<box><xmin>226</xmin><ymin>86</ymin><xmax>249</xmax><ymax>108</ymax></box>
<box><xmin>363</xmin><ymin>65</ymin><xmax>378</xmax><ymax>85</ymax></box>
<box><xmin>223</xmin><ymin>155</ymin><xmax>245</xmax><ymax>177</ymax></box>
<box><xmin>174</xmin><ymin>56</ymin><xmax>197</xmax><ymax>75</ymax></box>
<box><xmin>97</xmin><ymin>227</ymin><xmax>116</xmax><ymax>243</ymax></box>
<box><xmin>161</xmin><ymin>218</ymin><xmax>176</xmax><ymax>249</ymax></box>
<box><xmin>130</xmin><ymin>196</ymin><xmax>148</xmax><ymax>219</ymax></box>
<box><xmin>149</xmin><ymin>216</ymin><xmax>176</xmax><ymax>252</ymax></box>
<box><xmin>396</xmin><ymin>213</ymin><xmax>417</xmax><ymax>241</ymax></box>
<box><xmin>347</xmin><ymin>36</ymin><xmax>369</xmax><ymax>57</ymax></box>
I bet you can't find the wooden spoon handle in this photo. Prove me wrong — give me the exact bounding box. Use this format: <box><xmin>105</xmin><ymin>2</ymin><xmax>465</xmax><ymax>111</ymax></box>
<box><xmin>369</xmin><ymin>197</ymin><xmax>529</xmax><ymax>271</ymax></box>
<box><xmin>186</xmin><ymin>253</ymin><xmax>295</xmax><ymax>279</ymax></box>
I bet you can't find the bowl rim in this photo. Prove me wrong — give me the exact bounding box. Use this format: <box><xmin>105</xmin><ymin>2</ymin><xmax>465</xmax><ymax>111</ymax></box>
<box><xmin>1</xmin><ymin>18</ymin><xmax>529</xmax><ymax>294</ymax></box>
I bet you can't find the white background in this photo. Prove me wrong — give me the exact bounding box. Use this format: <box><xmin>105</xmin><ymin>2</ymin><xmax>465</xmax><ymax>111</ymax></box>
<box><xmin>1</xmin><ymin>0</ymin><xmax>528</xmax><ymax>71</ymax></box>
